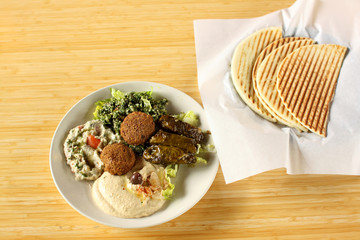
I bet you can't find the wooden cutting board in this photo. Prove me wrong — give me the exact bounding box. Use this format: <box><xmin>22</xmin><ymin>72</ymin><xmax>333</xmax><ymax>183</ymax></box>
<box><xmin>1</xmin><ymin>0</ymin><xmax>360</xmax><ymax>239</ymax></box>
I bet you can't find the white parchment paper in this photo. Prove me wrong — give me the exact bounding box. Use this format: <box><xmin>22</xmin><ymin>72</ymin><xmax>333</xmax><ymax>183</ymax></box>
<box><xmin>194</xmin><ymin>0</ymin><xmax>360</xmax><ymax>184</ymax></box>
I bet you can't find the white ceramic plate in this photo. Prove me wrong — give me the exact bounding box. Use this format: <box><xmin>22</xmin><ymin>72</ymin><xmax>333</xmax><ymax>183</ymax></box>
<box><xmin>49</xmin><ymin>81</ymin><xmax>219</xmax><ymax>228</ymax></box>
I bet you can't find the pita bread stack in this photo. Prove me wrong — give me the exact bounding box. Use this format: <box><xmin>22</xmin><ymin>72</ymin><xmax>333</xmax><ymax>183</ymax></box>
<box><xmin>231</xmin><ymin>27</ymin><xmax>347</xmax><ymax>137</ymax></box>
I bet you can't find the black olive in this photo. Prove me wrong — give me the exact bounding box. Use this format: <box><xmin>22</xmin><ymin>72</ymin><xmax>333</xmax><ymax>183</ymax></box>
<box><xmin>130</xmin><ymin>172</ymin><xmax>142</xmax><ymax>185</ymax></box>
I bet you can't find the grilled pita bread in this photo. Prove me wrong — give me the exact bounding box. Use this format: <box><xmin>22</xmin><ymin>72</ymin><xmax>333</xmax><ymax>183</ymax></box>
<box><xmin>231</xmin><ymin>27</ymin><xmax>282</xmax><ymax>122</ymax></box>
<box><xmin>276</xmin><ymin>44</ymin><xmax>347</xmax><ymax>137</ymax></box>
<box><xmin>254</xmin><ymin>39</ymin><xmax>315</xmax><ymax>131</ymax></box>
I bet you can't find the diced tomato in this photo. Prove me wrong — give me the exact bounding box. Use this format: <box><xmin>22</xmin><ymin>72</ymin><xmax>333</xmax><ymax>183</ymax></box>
<box><xmin>87</xmin><ymin>134</ymin><xmax>101</xmax><ymax>149</ymax></box>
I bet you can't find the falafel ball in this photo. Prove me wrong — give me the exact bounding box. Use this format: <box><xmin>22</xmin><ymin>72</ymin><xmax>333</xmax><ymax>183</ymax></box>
<box><xmin>100</xmin><ymin>143</ymin><xmax>136</xmax><ymax>175</ymax></box>
<box><xmin>120</xmin><ymin>111</ymin><xmax>156</xmax><ymax>145</ymax></box>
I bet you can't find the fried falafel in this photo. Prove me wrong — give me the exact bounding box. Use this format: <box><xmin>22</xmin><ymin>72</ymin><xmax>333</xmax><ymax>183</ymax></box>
<box><xmin>120</xmin><ymin>111</ymin><xmax>156</xmax><ymax>145</ymax></box>
<box><xmin>100</xmin><ymin>143</ymin><xmax>136</xmax><ymax>175</ymax></box>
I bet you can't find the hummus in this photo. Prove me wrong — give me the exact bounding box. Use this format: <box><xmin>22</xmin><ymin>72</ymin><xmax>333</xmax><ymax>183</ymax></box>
<box><xmin>64</xmin><ymin>120</ymin><xmax>120</xmax><ymax>180</ymax></box>
<box><xmin>92</xmin><ymin>159</ymin><xmax>169</xmax><ymax>218</ymax></box>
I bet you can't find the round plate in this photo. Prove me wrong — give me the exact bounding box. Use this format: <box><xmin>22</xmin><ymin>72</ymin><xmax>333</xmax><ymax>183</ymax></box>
<box><xmin>49</xmin><ymin>81</ymin><xmax>219</xmax><ymax>228</ymax></box>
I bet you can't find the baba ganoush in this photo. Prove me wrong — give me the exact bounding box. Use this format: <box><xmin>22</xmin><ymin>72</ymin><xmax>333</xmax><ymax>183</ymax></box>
<box><xmin>64</xmin><ymin>120</ymin><xmax>120</xmax><ymax>180</ymax></box>
<box><xmin>92</xmin><ymin>159</ymin><xmax>171</xmax><ymax>218</ymax></box>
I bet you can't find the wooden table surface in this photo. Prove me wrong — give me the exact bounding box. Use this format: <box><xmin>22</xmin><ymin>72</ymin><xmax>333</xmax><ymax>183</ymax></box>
<box><xmin>2</xmin><ymin>0</ymin><xmax>360</xmax><ymax>239</ymax></box>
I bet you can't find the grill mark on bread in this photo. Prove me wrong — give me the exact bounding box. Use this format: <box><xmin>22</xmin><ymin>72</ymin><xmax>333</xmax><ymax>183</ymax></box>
<box><xmin>286</xmin><ymin>41</ymin><xmax>304</xmax><ymax>112</ymax></box>
<box><xmin>314</xmin><ymin>47</ymin><xmax>344</xmax><ymax>134</ymax></box>
<box><xmin>317</xmin><ymin>47</ymin><xmax>346</xmax><ymax>135</ymax></box>
<box><xmin>278</xmin><ymin>47</ymin><xmax>300</xmax><ymax>111</ymax></box>
<box><xmin>284</xmin><ymin>50</ymin><xmax>304</xmax><ymax>108</ymax></box>
<box><xmin>268</xmin><ymin>56</ymin><xmax>279</xmax><ymax>104</ymax></box>
<box><xmin>308</xmin><ymin>46</ymin><xmax>340</xmax><ymax>134</ymax></box>
<box><xmin>253</xmin><ymin>30</ymin><xmax>271</xmax><ymax>110</ymax></box>
<box><xmin>264</xmin><ymin>54</ymin><xmax>276</xmax><ymax>101</ymax></box>
<box><xmin>279</xmin><ymin>41</ymin><xmax>307</xmax><ymax>120</ymax></box>
<box><xmin>252</xmin><ymin>29</ymin><xmax>276</xmax><ymax>99</ymax></box>
<box><xmin>313</xmin><ymin>61</ymin><xmax>334</xmax><ymax>132</ymax></box>
<box><xmin>236</xmin><ymin>40</ymin><xmax>247</xmax><ymax>87</ymax></box>
<box><xmin>290</xmin><ymin>46</ymin><xmax>314</xmax><ymax>117</ymax></box>
<box><xmin>296</xmin><ymin>46</ymin><xmax>321</xmax><ymax>121</ymax></box>
<box><xmin>299</xmin><ymin>47</ymin><xmax>322</xmax><ymax>123</ymax></box>
<box><xmin>251</xmin><ymin>31</ymin><xmax>266</xmax><ymax>98</ymax></box>
<box><xmin>280</xmin><ymin>48</ymin><xmax>299</xmax><ymax>102</ymax></box>
<box><xmin>296</xmin><ymin>46</ymin><xmax>318</xmax><ymax>119</ymax></box>
<box><xmin>303</xmin><ymin>47</ymin><xmax>331</xmax><ymax>126</ymax></box>
<box><xmin>281</xmin><ymin>41</ymin><xmax>299</xmax><ymax>109</ymax></box>
<box><xmin>308</xmin><ymin>47</ymin><xmax>334</xmax><ymax>129</ymax></box>
<box><xmin>247</xmin><ymin>32</ymin><xmax>262</xmax><ymax>95</ymax></box>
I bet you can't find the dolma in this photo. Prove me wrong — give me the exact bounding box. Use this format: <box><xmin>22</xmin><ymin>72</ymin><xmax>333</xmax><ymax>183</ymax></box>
<box><xmin>142</xmin><ymin>145</ymin><xmax>196</xmax><ymax>165</ymax></box>
<box><xmin>149</xmin><ymin>130</ymin><xmax>197</xmax><ymax>153</ymax></box>
<box><xmin>158</xmin><ymin>115</ymin><xmax>206</xmax><ymax>143</ymax></box>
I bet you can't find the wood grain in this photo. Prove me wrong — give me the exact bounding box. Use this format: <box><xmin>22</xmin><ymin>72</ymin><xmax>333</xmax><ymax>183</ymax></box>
<box><xmin>1</xmin><ymin>0</ymin><xmax>360</xmax><ymax>239</ymax></box>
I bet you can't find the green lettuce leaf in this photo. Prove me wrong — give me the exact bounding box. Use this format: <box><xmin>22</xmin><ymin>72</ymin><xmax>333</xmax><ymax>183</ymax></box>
<box><xmin>173</xmin><ymin>110</ymin><xmax>199</xmax><ymax>127</ymax></box>
<box><xmin>166</xmin><ymin>164</ymin><xmax>178</xmax><ymax>178</ymax></box>
<box><xmin>196</xmin><ymin>144</ymin><xmax>215</xmax><ymax>155</ymax></box>
<box><xmin>162</xmin><ymin>164</ymin><xmax>178</xmax><ymax>200</ymax></box>
<box><xmin>93</xmin><ymin>99</ymin><xmax>111</xmax><ymax>119</ymax></box>
<box><xmin>195</xmin><ymin>156</ymin><xmax>208</xmax><ymax>164</ymax></box>
<box><xmin>193</xmin><ymin>144</ymin><xmax>216</xmax><ymax>165</ymax></box>
<box><xmin>110</xmin><ymin>88</ymin><xmax>125</xmax><ymax>100</ymax></box>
